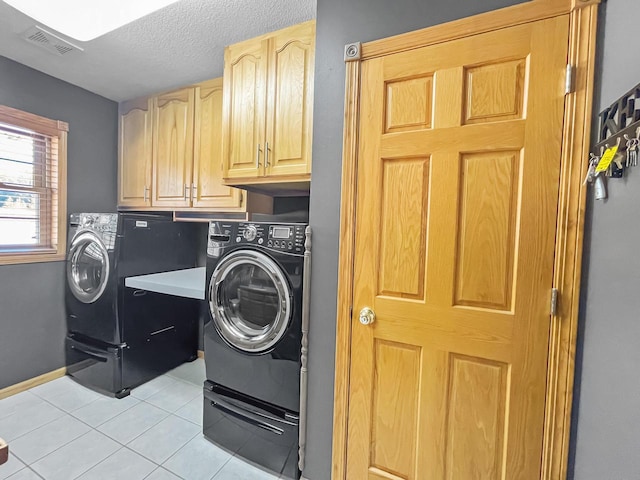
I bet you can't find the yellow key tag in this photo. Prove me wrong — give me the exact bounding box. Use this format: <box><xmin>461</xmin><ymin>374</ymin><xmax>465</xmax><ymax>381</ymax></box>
<box><xmin>595</xmin><ymin>146</ymin><xmax>618</xmax><ymax>172</ymax></box>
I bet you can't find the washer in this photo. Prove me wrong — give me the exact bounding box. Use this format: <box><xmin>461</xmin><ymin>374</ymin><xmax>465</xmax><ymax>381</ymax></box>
<box><xmin>66</xmin><ymin>213</ymin><xmax>119</xmax><ymax>343</ymax></box>
<box><xmin>203</xmin><ymin>220</ymin><xmax>307</xmax><ymax>479</ymax></box>
<box><xmin>65</xmin><ymin>213</ymin><xmax>126</xmax><ymax>395</ymax></box>
<box><xmin>65</xmin><ymin>212</ymin><xmax>201</xmax><ymax>398</ymax></box>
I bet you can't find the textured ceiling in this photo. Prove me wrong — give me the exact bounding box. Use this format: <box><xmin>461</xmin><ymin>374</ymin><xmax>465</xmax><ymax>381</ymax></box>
<box><xmin>0</xmin><ymin>0</ymin><xmax>316</xmax><ymax>102</ymax></box>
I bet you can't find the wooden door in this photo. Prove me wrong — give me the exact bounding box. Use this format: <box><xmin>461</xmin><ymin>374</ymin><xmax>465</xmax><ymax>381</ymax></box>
<box><xmin>222</xmin><ymin>39</ymin><xmax>267</xmax><ymax>180</ymax></box>
<box><xmin>265</xmin><ymin>20</ymin><xmax>315</xmax><ymax>177</ymax></box>
<box><xmin>193</xmin><ymin>78</ymin><xmax>244</xmax><ymax>210</ymax></box>
<box><xmin>346</xmin><ymin>16</ymin><xmax>569</xmax><ymax>480</ymax></box>
<box><xmin>118</xmin><ymin>97</ymin><xmax>152</xmax><ymax>207</ymax></box>
<box><xmin>152</xmin><ymin>88</ymin><xmax>194</xmax><ymax>208</ymax></box>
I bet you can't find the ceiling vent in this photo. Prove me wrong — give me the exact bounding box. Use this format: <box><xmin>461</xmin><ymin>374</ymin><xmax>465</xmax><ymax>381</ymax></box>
<box><xmin>21</xmin><ymin>26</ymin><xmax>83</xmax><ymax>56</ymax></box>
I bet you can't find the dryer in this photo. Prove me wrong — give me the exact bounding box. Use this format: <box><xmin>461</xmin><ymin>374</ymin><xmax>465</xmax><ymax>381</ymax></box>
<box><xmin>203</xmin><ymin>220</ymin><xmax>307</xmax><ymax>479</ymax></box>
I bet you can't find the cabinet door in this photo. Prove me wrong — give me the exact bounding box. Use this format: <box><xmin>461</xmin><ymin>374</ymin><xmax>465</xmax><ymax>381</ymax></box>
<box><xmin>152</xmin><ymin>88</ymin><xmax>194</xmax><ymax>208</ymax></box>
<box><xmin>265</xmin><ymin>20</ymin><xmax>315</xmax><ymax>177</ymax></box>
<box><xmin>193</xmin><ymin>79</ymin><xmax>244</xmax><ymax>210</ymax></box>
<box><xmin>222</xmin><ymin>39</ymin><xmax>267</xmax><ymax>179</ymax></box>
<box><xmin>118</xmin><ymin>97</ymin><xmax>152</xmax><ymax>207</ymax></box>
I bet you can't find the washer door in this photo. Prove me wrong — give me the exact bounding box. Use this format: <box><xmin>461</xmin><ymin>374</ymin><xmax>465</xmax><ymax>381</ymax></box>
<box><xmin>67</xmin><ymin>231</ymin><xmax>110</xmax><ymax>304</ymax></box>
<box><xmin>209</xmin><ymin>250</ymin><xmax>292</xmax><ymax>353</ymax></box>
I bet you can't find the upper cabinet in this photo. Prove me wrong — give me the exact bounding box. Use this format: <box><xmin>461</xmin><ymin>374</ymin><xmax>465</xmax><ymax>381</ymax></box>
<box><xmin>118</xmin><ymin>97</ymin><xmax>152</xmax><ymax>207</ymax></box>
<box><xmin>223</xmin><ymin>20</ymin><xmax>315</xmax><ymax>187</ymax></box>
<box><xmin>193</xmin><ymin>78</ymin><xmax>244</xmax><ymax>209</ymax></box>
<box><xmin>223</xmin><ymin>39</ymin><xmax>266</xmax><ymax>180</ymax></box>
<box><xmin>152</xmin><ymin>88</ymin><xmax>195</xmax><ymax>208</ymax></box>
<box><xmin>118</xmin><ymin>79</ymin><xmax>249</xmax><ymax>211</ymax></box>
<box><xmin>266</xmin><ymin>22</ymin><xmax>315</xmax><ymax>178</ymax></box>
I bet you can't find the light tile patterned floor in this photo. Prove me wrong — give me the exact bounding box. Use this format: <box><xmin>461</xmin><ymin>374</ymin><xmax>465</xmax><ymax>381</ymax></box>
<box><xmin>0</xmin><ymin>360</ymin><xmax>282</xmax><ymax>480</ymax></box>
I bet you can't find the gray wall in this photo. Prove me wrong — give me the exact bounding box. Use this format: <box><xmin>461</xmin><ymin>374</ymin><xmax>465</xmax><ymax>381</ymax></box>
<box><xmin>306</xmin><ymin>0</ymin><xmax>524</xmax><ymax>478</ymax></box>
<box><xmin>570</xmin><ymin>1</ymin><xmax>640</xmax><ymax>479</ymax></box>
<box><xmin>0</xmin><ymin>56</ymin><xmax>117</xmax><ymax>389</ymax></box>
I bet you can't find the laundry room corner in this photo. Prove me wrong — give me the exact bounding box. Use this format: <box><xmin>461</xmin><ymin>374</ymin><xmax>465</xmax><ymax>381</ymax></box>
<box><xmin>0</xmin><ymin>56</ymin><xmax>118</xmax><ymax>390</ymax></box>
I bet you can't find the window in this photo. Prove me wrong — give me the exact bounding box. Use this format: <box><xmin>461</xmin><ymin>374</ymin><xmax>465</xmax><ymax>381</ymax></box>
<box><xmin>0</xmin><ymin>105</ymin><xmax>67</xmax><ymax>264</ymax></box>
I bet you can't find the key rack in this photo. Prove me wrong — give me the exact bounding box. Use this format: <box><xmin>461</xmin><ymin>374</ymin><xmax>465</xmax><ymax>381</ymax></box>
<box><xmin>594</xmin><ymin>81</ymin><xmax>640</xmax><ymax>157</ymax></box>
<box><xmin>584</xmin><ymin>81</ymin><xmax>640</xmax><ymax>195</ymax></box>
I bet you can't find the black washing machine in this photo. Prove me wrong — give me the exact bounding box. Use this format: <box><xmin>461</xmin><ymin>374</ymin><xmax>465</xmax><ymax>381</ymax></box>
<box><xmin>203</xmin><ymin>221</ymin><xmax>306</xmax><ymax>479</ymax></box>
<box><xmin>65</xmin><ymin>212</ymin><xmax>201</xmax><ymax>397</ymax></box>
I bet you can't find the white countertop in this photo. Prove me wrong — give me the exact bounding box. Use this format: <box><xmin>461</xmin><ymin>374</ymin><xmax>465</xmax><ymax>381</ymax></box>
<box><xmin>125</xmin><ymin>267</ymin><xmax>206</xmax><ymax>300</ymax></box>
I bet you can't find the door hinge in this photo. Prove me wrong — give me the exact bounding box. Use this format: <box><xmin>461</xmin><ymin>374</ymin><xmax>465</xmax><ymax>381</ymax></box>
<box><xmin>550</xmin><ymin>288</ymin><xmax>559</xmax><ymax>316</ymax></box>
<box><xmin>565</xmin><ymin>64</ymin><xmax>575</xmax><ymax>95</ymax></box>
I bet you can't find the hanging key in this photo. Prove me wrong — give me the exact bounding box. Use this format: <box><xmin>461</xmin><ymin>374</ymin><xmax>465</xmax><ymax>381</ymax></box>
<box><xmin>583</xmin><ymin>153</ymin><xmax>599</xmax><ymax>185</ymax></box>
<box><xmin>634</xmin><ymin>127</ymin><xmax>640</xmax><ymax>166</ymax></box>
<box><xmin>625</xmin><ymin>134</ymin><xmax>635</xmax><ymax>167</ymax></box>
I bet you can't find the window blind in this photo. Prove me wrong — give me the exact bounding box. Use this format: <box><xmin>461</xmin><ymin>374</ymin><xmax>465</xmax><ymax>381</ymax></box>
<box><xmin>0</xmin><ymin>122</ymin><xmax>59</xmax><ymax>252</ymax></box>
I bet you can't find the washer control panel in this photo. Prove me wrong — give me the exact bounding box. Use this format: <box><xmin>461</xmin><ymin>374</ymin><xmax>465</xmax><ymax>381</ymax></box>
<box><xmin>70</xmin><ymin>213</ymin><xmax>118</xmax><ymax>249</ymax></box>
<box><xmin>208</xmin><ymin>221</ymin><xmax>307</xmax><ymax>256</ymax></box>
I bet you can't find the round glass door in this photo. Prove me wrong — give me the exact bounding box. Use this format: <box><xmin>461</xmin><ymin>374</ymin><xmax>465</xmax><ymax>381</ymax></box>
<box><xmin>209</xmin><ymin>250</ymin><xmax>291</xmax><ymax>353</ymax></box>
<box><xmin>67</xmin><ymin>231</ymin><xmax>110</xmax><ymax>304</ymax></box>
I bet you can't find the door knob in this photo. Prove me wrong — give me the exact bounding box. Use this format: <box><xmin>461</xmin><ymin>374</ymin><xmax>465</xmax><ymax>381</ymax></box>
<box><xmin>359</xmin><ymin>307</ymin><xmax>375</xmax><ymax>326</ymax></box>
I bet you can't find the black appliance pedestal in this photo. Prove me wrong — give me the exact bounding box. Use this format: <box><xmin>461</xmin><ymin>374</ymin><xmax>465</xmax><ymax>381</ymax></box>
<box><xmin>66</xmin><ymin>290</ymin><xmax>199</xmax><ymax>397</ymax></box>
<box><xmin>203</xmin><ymin>381</ymin><xmax>300</xmax><ymax>479</ymax></box>
<box><xmin>66</xmin><ymin>333</ymin><xmax>129</xmax><ymax>398</ymax></box>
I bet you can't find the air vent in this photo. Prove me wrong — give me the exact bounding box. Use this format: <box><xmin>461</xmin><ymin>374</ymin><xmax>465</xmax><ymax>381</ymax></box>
<box><xmin>21</xmin><ymin>26</ymin><xmax>83</xmax><ymax>56</ymax></box>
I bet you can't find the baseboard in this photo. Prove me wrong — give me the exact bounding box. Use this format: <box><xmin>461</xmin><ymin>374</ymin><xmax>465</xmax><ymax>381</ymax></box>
<box><xmin>0</xmin><ymin>367</ymin><xmax>67</xmax><ymax>400</ymax></box>
<box><xmin>197</xmin><ymin>349</ymin><xmax>204</xmax><ymax>359</ymax></box>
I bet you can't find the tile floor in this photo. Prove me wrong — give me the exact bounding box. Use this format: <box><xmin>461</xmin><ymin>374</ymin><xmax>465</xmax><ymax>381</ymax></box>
<box><xmin>0</xmin><ymin>360</ymin><xmax>282</xmax><ymax>480</ymax></box>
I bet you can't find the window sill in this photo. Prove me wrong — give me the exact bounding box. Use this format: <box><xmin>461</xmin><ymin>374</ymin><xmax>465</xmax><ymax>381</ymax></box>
<box><xmin>0</xmin><ymin>252</ymin><xmax>65</xmax><ymax>266</ymax></box>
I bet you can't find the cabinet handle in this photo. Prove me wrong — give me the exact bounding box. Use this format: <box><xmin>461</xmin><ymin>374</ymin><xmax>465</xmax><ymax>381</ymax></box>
<box><xmin>184</xmin><ymin>184</ymin><xmax>189</xmax><ymax>200</ymax></box>
<box><xmin>265</xmin><ymin>141</ymin><xmax>270</xmax><ymax>167</ymax></box>
<box><xmin>191</xmin><ymin>183</ymin><xmax>197</xmax><ymax>201</ymax></box>
<box><xmin>256</xmin><ymin>143</ymin><xmax>261</xmax><ymax>169</ymax></box>
<box><xmin>143</xmin><ymin>186</ymin><xmax>149</xmax><ymax>202</ymax></box>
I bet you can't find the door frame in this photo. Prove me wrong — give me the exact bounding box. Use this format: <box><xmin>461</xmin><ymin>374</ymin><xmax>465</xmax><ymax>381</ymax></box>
<box><xmin>331</xmin><ymin>1</ymin><xmax>600</xmax><ymax>479</ymax></box>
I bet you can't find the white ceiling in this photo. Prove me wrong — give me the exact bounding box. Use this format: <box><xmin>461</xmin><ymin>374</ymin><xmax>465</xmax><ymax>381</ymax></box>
<box><xmin>0</xmin><ymin>0</ymin><xmax>317</xmax><ymax>102</ymax></box>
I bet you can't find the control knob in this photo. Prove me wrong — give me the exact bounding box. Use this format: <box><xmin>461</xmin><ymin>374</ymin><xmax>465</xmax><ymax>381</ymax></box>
<box><xmin>243</xmin><ymin>225</ymin><xmax>258</xmax><ymax>241</ymax></box>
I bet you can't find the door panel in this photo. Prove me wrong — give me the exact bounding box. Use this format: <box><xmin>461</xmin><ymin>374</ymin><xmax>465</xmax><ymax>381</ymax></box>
<box><xmin>464</xmin><ymin>59</ymin><xmax>527</xmax><ymax>124</ymax></box>
<box><xmin>454</xmin><ymin>150</ymin><xmax>520</xmax><ymax>310</ymax></box>
<box><xmin>385</xmin><ymin>76</ymin><xmax>434</xmax><ymax>133</ymax></box>
<box><xmin>346</xmin><ymin>16</ymin><xmax>569</xmax><ymax>480</ymax></box>
<box><xmin>378</xmin><ymin>158</ymin><xmax>429</xmax><ymax>300</ymax></box>
<box><xmin>370</xmin><ymin>340</ymin><xmax>421</xmax><ymax>480</ymax></box>
<box><xmin>444</xmin><ymin>354</ymin><xmax>508</xmax><ymax>480</ymax></box>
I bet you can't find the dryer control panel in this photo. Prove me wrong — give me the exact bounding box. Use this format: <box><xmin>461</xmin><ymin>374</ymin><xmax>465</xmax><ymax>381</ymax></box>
<box><xmin>264</xmin><ymin>224</ymin><xmax>306</xmax><ymax>253</ymax></box>
<box><xmin>207</xmin><ymin>221</ymin><xmax>307</xmax><ymax>256</ymax></box>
